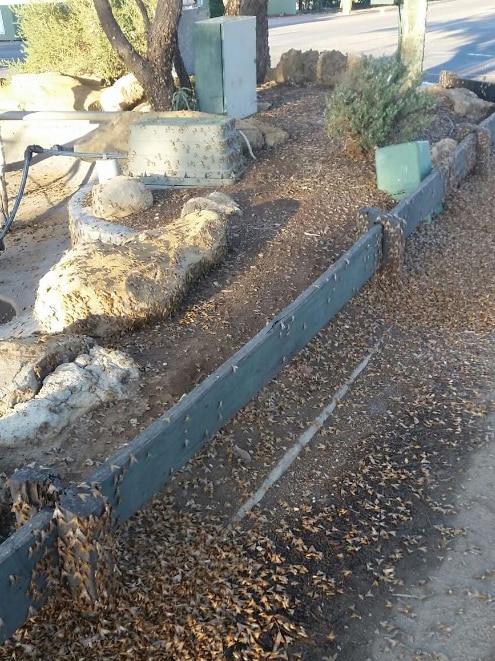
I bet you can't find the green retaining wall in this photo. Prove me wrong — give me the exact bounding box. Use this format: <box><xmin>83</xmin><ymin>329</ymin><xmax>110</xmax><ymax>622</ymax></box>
<box><xmin>0</xmin><ymin>103</ymin><xmax>494</xmax><ymax>646</ymax></box>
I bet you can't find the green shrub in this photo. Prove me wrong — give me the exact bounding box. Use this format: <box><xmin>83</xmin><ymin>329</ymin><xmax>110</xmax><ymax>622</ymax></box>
<box><xmin>13</xmin><ymin>0</ymin><xmax>156</xmax><ymax>83</ymax></box>
<box><xmin>172</xmin><ymin>86</ymin><xmax>196</xmax><ymax>111</ymax></box>
<box><xmin>324</xmin><ymin>54</ymin><xmax>434</xmax><ymax>155</ymax></box>
<box><xmin>209</xmin><ymin>0</ymin><xmax>225</xmax><ymax>17</ymax></box>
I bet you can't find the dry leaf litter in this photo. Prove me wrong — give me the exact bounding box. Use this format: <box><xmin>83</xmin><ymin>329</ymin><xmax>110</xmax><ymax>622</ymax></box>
<box><xmin>1</xmin><ymin>84</ymin><xmax>494</xmax><ymax>659</ymax></box>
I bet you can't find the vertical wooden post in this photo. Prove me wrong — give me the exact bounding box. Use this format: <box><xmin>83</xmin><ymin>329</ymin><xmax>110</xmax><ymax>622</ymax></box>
<box><xmin>457</xmin><ymin>123</ymin><xmax>492</xmax><ymax>179</ymax></box>
<box><xmin>9</xmin><ymin>467</ymin><xmax>115</xmax><ymax>607</ymax></box>
<box><xmin>398</xmin><ymin>0</ymin><xmax>428</xmax><ymax>82</ymax></box>
<box><xmin>54</xmin><ymin>484</ymin><xmax>115</xmax><ymax>605</ymax></box>
<box><xmin>9</xmin><ymin>465</ymin><xmax>62</xmax><ymax>528</ymax></box>
<box><xmin>358</xmin><ymin>207</ymin><xmax>405</xmax><ymax>285</ymax></box>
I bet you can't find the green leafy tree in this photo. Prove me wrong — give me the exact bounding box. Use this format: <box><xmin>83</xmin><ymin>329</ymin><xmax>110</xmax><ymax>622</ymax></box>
<box><xmin>13</xmin><ymin>0</ymin><xmax>152</xmax><ymax>82</ymax></box>
<box><xmin>93</xmin><ymin>0</ymin><xmax>188</xmax><ymax>109</ymax></box>
<box><xmin>14</xmin><ymin>0</ymin><xmax>189</xmax><ymax>110</ymax></box>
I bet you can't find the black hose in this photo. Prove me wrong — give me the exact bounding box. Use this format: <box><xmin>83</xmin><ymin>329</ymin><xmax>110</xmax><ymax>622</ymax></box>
<box><xmin>0</xmin><ymin>144</ymin><xmax>43</xmax><ymax>252</ymax></box>
<box><xmin>0</xmin><ymin>144</ymin><xmax>127</xmax><ymax>253</ymax></box>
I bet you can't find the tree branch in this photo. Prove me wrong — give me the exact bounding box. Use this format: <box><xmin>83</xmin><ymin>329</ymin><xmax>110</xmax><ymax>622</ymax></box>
<box><xmin>133</xmin><ymin>0</ymin><xmax>151</xmax><ymax>34</ymax></box>
<box><xmin>92</xmin><ymin>0</ymin><xmax>150</xmax><ymax>81</ymax></box>
<box><xmin>173</xmin><ymin>33</ymin><xmax>190</xmax><ymax>90</ymax></box>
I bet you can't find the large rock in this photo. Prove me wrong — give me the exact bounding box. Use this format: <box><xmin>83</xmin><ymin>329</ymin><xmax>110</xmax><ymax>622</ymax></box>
<box><xmin>235</xmin><ymin>118</ymin><xmax>288</xmax><ymax>152</ymax></box>
<box><xmin>99</xmin><ymin>73</ymin><xmax>145</xmax><ymax>111</ymax></box>
<box><xmin>246</xmin><ymin>118</ymin><xmax>289</xmax><ymax>148</ymax></box>
<box><xmin>180</xmin><ymin>191</ymin><xmax>242</xmax><ymax>217</ymax></box>
<box><xmin>270</xmin><ymin>49</ymin><xmax>319</xmax><ymax>84</ymax></box>
<box><xmin>0</xmin><ymin>346</ymin><xmax>139</xmax><ymax>446</ymax></box>
<box><xmin>0</xmin><ymin>335</ymin><xmax>93</xmax><ymax>416</ymax></box>
<box><xmin>235</xmin><ymin>119</ymin><xmax>265</xmax><ymax>151</ymax></box>
<box><xmin>316</xmin><ymin>50</ymin><xmax>348</xmax><ymax>87</ymax></box>
<box><xmin>34</xmin><ymin>210</ymin><xmax>228</xmax><ymax>337</ymax></box>
<box><xmin>1</xmin><ymin>72</ymin><xmax>102</xmax><ymax>111</ymax></box>
<box><xmin>92</xmin><ymin>176</ymin><xmax>153</xmax><ymax>220</ymax></box>
<box><xmin>431</xmin><ymin>137</ymin><xmax>458</xmax><ymax>167</ymax></box>
<box><xmin>444</xmin><ymin>88</ymin><xmax>495</xmax><ymax>122</ymax></box>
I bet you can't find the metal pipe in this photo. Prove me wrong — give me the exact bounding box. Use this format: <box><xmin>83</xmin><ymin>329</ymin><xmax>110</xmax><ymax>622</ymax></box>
<box><xmin>0</xmin><ymin>111</ymin><xmax>127</xmax><ymax>122</ymax></box>
<box><xmin>41</xmin><ymin>146</ymin><xmax>127</xmax><ymax>160</ymax></box>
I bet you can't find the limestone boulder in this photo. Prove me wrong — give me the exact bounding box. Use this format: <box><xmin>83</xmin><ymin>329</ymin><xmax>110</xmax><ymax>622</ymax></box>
<box><xmin>34</xmin><ymin>210</ymin><xmax>228</xmax><ymax>337</ymax></box>
<box><xmin>431</xmin><ymin>137</ymin><xmax>458</xmax><ymax>167</ymax></box>
<box><xmin>2</xmin><ymin>73</ymin><xmax>102</xmax><ymax>111</ymax></box>
<box><xmin>444</xmin><ymin>88</ymin><xmax>495</xmax><ymax>122</ymax></box>
<box><xmin>269</xmin><ymin>49</ymin><xmax>319</xmax><ymax>84</ymax></box>
<box><xmin>99</xmin><ymin>73</ymin><xmax>145</xmax><ymax>111</ymax></box>
<box><xmin>346</xmin><ymin>54</ymin><xmax>364</xmax><ymax>72</ymax></box>
<box><xmin>316</xmin><ymin>50</ymin><xmax>348</xmax><ymax>87</ymax></box>
<box><xmin>0</xmin><ymin>346</ymin><xmax>139</xmax><ymax>446</ymax></box>
<box><xmin>181</xmin><ymin>192</ymin><xmax>242</xmax><ymax>217</ymax></box>
<box><xmin>0</xmin><ymin>335</ymin><xmax>93</xmax><ymax>416</ymax></box>
<box><xmin>425</xmin><ymin>84</ymin><xmax>453</xmax><ymax>104</ymax></box>
<box><xmin>92</xmin><ymin>176</ymin><xmax>153</xmax><ymax>220</ymax></box>
<box><xmin>236</xmin><ymin>118</ymin><xmax>288</xmax><ymax>152</ymax></box>
<box><xmin>236</xmin><ymin>119</ymin><xmax>265</xmax><ymax>152</ymax></box>
<box><xmin>258</xmin><ymin>122</ymin><xmax>289</xmax><ymax>148</ymax></box>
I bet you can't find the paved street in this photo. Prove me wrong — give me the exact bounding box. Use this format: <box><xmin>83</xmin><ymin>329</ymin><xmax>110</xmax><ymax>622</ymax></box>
<box><xmin>269</xmin><ymin>0</ymin><xmax>495</xmax><ymax>82</ymax></box>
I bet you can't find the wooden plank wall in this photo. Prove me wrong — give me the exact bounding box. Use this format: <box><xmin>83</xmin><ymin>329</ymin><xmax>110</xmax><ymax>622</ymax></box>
<box><xmin>0</xmin><ymin>511</ymin><xmax>57</xmax><ymax>642</ymax></box>
<box><xmin>87</xmin><ymin>227</ymin><xmax>382</xmax><ymax>525</ymax></box>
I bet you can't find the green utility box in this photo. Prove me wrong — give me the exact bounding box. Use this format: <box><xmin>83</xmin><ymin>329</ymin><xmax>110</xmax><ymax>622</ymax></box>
<box><xmin>0</xmin><ymin>6</ymin><xmax>19</xmax><ymax>42</ymax></box>
<box><xmin>375</xmin><ymin>140</ymin><xmax>431</xmax><ymax>200</ymax></box>
<box><xmin>194</xmin><ymin>16</ymin><xmax>257</xmax><ymax>119</ymax></box>
<box><xmin>267</xmin><ymin>0</ymin><xmax>297</xmax><ymax>16</ymax></box>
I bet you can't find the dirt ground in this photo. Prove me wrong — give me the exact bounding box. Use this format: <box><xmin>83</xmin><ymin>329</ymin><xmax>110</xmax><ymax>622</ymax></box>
<box><xmin>1</xmin><ymin>83</ymin><xmax>495</xmax><ymax>659</ymax></box>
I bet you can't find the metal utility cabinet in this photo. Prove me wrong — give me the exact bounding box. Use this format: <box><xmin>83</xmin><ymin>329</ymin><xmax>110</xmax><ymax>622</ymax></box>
<box><xmin>193</xmin><ymin>16</ymin><xmax>257</xmax><ymax>119</ymax></box>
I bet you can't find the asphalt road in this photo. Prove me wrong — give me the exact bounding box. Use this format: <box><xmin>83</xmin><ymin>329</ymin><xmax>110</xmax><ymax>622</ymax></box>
<box><xmin>269</xmin><ymin>0</ymin><xmax>495</xmax><ymax>83</ymax></box>
<box><xmin>0</xmin><ymin>40</ymin><xmax>22</xmax><ymax>62</ymax></box>
<box><xmin>1</xmin><ymin>1</ymin><xmax>493</xmax><ymax>85</ymax></box>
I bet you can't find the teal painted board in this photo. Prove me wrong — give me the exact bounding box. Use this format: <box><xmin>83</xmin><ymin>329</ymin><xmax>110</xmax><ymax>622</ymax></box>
<box><xmin>480</xmin><ymin>111</ymin><xmax>495</xmax><ymax>141</ymax></box>
<box><xmin>375</xmin><ymin>141</ymin><xmax>431</xmax><ymax>200</ymax></box>
<box><xmin>394</xmin><ymin>168</ymin><xmax>443</xmax><ymax>238</ymax></box>
<box><xmin>0</xmin><ymin>510</ymin><xmax>57</xmax><ymax>644</ymax></box>
<box><xmin>444</xmin><ymin>134</ymin><xmax>476</xmax><ymax>185</ymax></box>
<box><xmin>87</xmin><ymin>226</ymin><xmax>382</xmax><ymax>525</ymax></box>
<box><xmin>194</xmin><ymin>20</ymin><xmax>225</xmax><ymax>115</ymax></box>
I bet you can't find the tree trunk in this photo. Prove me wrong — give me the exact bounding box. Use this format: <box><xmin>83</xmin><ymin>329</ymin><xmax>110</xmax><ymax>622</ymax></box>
<box><xmin>92</xmin><ymin>0</ymin><xmax>182</xmax><ymax>110</ymax></box>
<box><xmin>341</xmin><ymin>0</ymin><xmax>352</xmax><ymax>15</ymax></box>
<box><xmin>173</xmin><ymin>33</ymin><xmax>191</xmax><ymax>91</ymax></box>
<box><xmin>224</xmin><ymin>0</ymin><xmax>270</xmax><ymax>84</ymax></box>
<box><xmin>398</xmin><ymin>0</ymin><xmax>428</xmax><ymax>83</ymax></box>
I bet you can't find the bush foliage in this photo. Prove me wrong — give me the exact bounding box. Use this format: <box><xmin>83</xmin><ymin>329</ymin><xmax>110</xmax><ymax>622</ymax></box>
<box><xmin>324</xmin><ymin>55</ymin><xmax>434</xmax><ymax>154</ymax></box>
<box><xmin>209</xmin><ymin>0</ymin><xmax>225</xmax><ymax>17</ymax></box>
<box><xmin>13</xmin><ymin>0</ymin><xmax>156</xmax><ymax>83</ymax></box>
